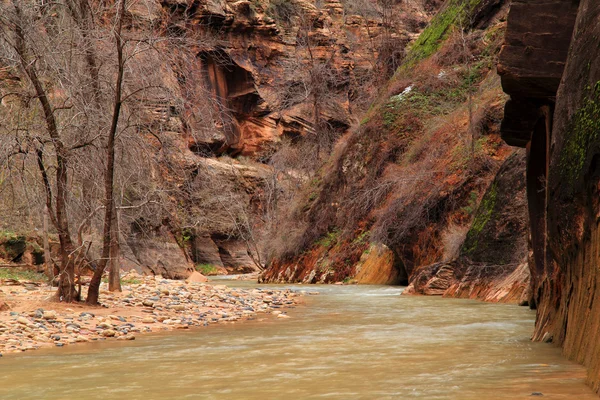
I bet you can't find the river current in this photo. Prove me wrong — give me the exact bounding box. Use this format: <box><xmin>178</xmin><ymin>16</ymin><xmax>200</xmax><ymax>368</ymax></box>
<box><xmin>0</xmin><ymin>282</ymin><xmax>595</xmax><ymax>399</ymax></box>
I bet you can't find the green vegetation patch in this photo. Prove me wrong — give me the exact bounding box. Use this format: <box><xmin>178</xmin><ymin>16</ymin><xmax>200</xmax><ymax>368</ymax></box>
<box><xmin>559</xmin><ymin>81</ymin><xmax>600</xmax><ymax>191</ymax></box>
<box><xmin>316</xmin><ymin>229</ymin><xmax>340</xmax><ymax>248</ymax></box>
<box><xmin>404</xmin><ymin>0</ymin><xmax>482</xmax><ymax>67</ymax></box>
<box><xmin>352</xmin><ymin>231</ymin><xmax>370</xmax><ymax>246</ymax></box>
<box><xmin>0</xmin><ymin>268</ymin><xmax>46</xmax><ymax>282</ymax></box>
<box><xmin>462</xmin><ymin>182</ymin><xmax>497</xmax><ymax>254</ymax></box>
<box><xmin>102</xmin><ymin>276</ymin><xmax>142</xmax><ymax>285</ymax></box>
<box><xmin>196</xmin><ymin>263</ymin><xmax>219</xmax><ymax>275</ymax></box>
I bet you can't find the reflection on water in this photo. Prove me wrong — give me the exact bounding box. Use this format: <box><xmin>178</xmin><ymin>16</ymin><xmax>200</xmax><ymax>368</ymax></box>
<box><xmin>0</xmin><ymin>282</ymin><xmax>595</xmax><ymax>399</ymax></box>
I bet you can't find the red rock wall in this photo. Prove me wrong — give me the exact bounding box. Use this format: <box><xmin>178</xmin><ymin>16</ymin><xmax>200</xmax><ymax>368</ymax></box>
<box><xmin>536</xmin><ymin>0</ymin><xmax>600</xmax><ymax>392</ymax></box>
<box><xmin>500</xmin><ymin>0</ymin><xmax>600</xmax><ymax>393</ymax></box>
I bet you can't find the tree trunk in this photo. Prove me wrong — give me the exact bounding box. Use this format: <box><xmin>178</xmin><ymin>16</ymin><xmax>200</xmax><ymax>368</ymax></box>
<box><xmin>12</xmin><ymin>1</ymin><xmax>78</xmax><ymax>302</ymax></box>
<box><xmin>43</xmin><ymin>205</ymin><xmax>52</xmax><ymax>281</ymax></box>
<box><xmin>108</xmin><ymin>204</ymin><xmax>122</xmax><ymax>292</ymax></box>
<box><xmin>87</xmin><ymin>0</ymin><xmax>126</xmax><ymax>304</ymax></box>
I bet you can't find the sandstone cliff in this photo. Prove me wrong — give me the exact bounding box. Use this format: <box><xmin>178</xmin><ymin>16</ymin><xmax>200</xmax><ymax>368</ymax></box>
<box><xmin>496</xmin><ymin>0</ymin><xmax>600</xmax><ymax>393</ymax></box>
<box><xmin>260</xmin><ymin>0</ymin><xmax>529</xmax><ymax>290</ymax></box>
<box><xmin>406</xmin><ymin>150</ymin><xmax>530</xmax><ymax>303</ymax></box>
<box><xmin>0</xmin><ymin>0</ymin><xmax>424</xmax><ymax>277</ymax></box>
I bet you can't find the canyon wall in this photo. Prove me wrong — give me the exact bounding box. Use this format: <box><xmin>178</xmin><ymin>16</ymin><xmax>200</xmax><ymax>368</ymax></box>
<box><xmin>0</xmin><ymin>0</ymin><xmax>423</xmax><ymax>277</ymax></box>
<box><xmin>260</xmin><ymin>0</ymin><xmax>532</xmax><ymax>292</ymax></box>
<box><xmin>406</xmin><ymin>149</ymin><xmax>530</xmax><ymax>303</ymax></box>
<box><xmin>498</xmin><ymin>0</ymin><xmax>600</xmax><ymax>392</ymax></box>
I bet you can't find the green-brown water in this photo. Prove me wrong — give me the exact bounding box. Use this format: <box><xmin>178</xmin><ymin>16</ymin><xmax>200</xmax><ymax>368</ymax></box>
<box><xmin>0</xmin><ymin>283</ymin><xmax>595</xmax><ymax>399</ymax></box>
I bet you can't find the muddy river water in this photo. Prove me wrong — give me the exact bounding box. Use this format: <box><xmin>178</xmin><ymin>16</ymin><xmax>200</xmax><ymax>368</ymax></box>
<box><xmin>0</xmin><ymin>282</ymin><xmax>595</xmax><ymax>399</ymax></box>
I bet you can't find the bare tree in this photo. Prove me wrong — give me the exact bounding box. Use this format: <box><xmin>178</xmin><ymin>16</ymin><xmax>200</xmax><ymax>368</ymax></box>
<box><xmin>1</xmin><ymin>1</ymin><xmax>81</xmax><ymax>301</ymax></box>
<box><xmin>86</xmin><ymin>0</ymin><xmax>126</xmax><ymax>304</ymax></box>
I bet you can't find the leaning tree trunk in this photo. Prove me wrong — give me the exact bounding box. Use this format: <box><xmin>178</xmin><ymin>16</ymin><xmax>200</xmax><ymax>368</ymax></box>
<box><xmin>12</xmin><ymin>1</ymin><xmax>78</xmax><ymax>301</ymax></box>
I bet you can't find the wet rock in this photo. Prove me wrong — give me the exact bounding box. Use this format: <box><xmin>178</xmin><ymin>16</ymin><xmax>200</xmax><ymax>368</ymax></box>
<box><xmin>542</xmin><ymin>333</ymin><xmax>553</xmax><ymax>343</ymax></box>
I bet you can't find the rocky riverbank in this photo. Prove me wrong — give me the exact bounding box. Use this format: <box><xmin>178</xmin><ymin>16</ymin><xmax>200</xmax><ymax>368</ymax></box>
<box><xmin>0</xmin><ymin>273</ymin><xmax>302</xmax><ymax>355</ymax></box>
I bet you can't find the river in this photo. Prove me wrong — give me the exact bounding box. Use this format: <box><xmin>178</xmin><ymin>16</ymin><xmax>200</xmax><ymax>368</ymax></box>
<box><xmin>0</xmin><ymin>282</ymin><xmax>595</xmax><ymax>399</ymax></box>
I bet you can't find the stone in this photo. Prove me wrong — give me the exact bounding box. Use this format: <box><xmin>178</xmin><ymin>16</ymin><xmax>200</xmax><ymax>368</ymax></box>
<box><xmin>101</xmin><ymin>329</ymin><xmax>116</xmax><ymax>338</ymax></box>
<box><xmin>185</xmin><ymin>271</ymin><xmax>208</xmax><ymax>284</ymax></box>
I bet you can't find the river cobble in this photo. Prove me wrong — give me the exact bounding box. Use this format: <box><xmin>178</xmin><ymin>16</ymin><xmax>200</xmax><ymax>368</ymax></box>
<box><xmin>0</xmin><ymin>273</ymin><xmax>300</xmax><ymax>354</ymax></box>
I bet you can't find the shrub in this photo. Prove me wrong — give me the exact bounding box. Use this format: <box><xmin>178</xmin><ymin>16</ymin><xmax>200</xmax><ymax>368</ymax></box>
<box><xmin>440</xmin><ymin>223</ymin><xmax>469</xmax><ymax>261</ymax></box>
<box><xmin>0</xmin><ymin>268</ymin><xmax>46</xmax><ymax>282</ymax></box>
<box><xmin>266</xmin><ymin>0</ymin><xmax>301</xmax><ymax>25</ymax></box>
<box><xmin>196</xmin><ymin>263</ymin><xmax>219</xmax><ymax>275</ymax></box>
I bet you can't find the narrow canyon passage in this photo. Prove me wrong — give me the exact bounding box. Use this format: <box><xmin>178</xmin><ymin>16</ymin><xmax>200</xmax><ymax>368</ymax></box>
<box><xmin>0</xmin><ymin>281</ymin><xmax>594</xmax><ymax>400</ymax></box>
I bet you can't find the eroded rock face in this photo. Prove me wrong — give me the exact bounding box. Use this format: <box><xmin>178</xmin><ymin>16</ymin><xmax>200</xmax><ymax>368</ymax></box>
<box><xmin>191</xmin><ymin>235</ymin><xmax>225</xmax><ymax>268</ymax></box>
<box><xmin>157</xmin><ymin>0</ymin><xmax>413</xmax><ymax>158</ymax></box>
<box><xmin>536</xmin><ymin>1</ymin><xmax>600</xmax><ymax>392</ymax></box>
<box><xmin>406</xmin><ymin>151</ymin><xmax>530</xmax><ymax>304</ymax></box>
<box><xmin>404</xmin><ymin>263</ymin><xmax>456</xmax><ymax>296</ymax></box>
<box><xmin>213</xmin><ymin>237</ymin><xmax>259</xmax><ymax>274</ymax></box>
<box><xmin>499</xmin><ymin>0</ymin><xmax>600</xmax><ymax>392</ymax></box>
<box><xmin>497</xmin><ymin>0</ymin><xmax>579</xmax><ymax>147</ymax></box>
<box><xmin>125</xmin><ymin>226</ymin><xmax>194</xmax><ymax>279</ymax></box>
<box><xmin>353</xmin><ymin>244</ymin><xmax>406</xmax><ymax>285</ymax></box>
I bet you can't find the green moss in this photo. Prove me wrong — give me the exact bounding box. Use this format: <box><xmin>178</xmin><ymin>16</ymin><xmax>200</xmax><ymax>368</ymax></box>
<box><xmin>559</xmin><ymin>81</ymin><xmax>600</xmax><ymax>191</ymax></box>
<box><xmin>463</xmin><ymin>182</ymin><xmax>497</xmax><ymax>254</ymax></box>
<box><xmin>403</xmin><ymin>0</ymin><xmax>482</xmax><ymax>68</ymax></box>
<box><xmin>461</xmin><ymin>191</ymin><xmax>479</xmax><ymax>216</ymax></box>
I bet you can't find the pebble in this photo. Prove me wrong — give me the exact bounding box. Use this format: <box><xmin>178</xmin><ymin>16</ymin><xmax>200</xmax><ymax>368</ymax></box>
<box><xmin>42</xmin><ymin>310</ymin><xmax>56</xmax><ymax>319</ymax></box>
<box><xmin>0</xmin><ymin>272</ymin><xmax>300</xmax><ymax>354</ymax></box>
